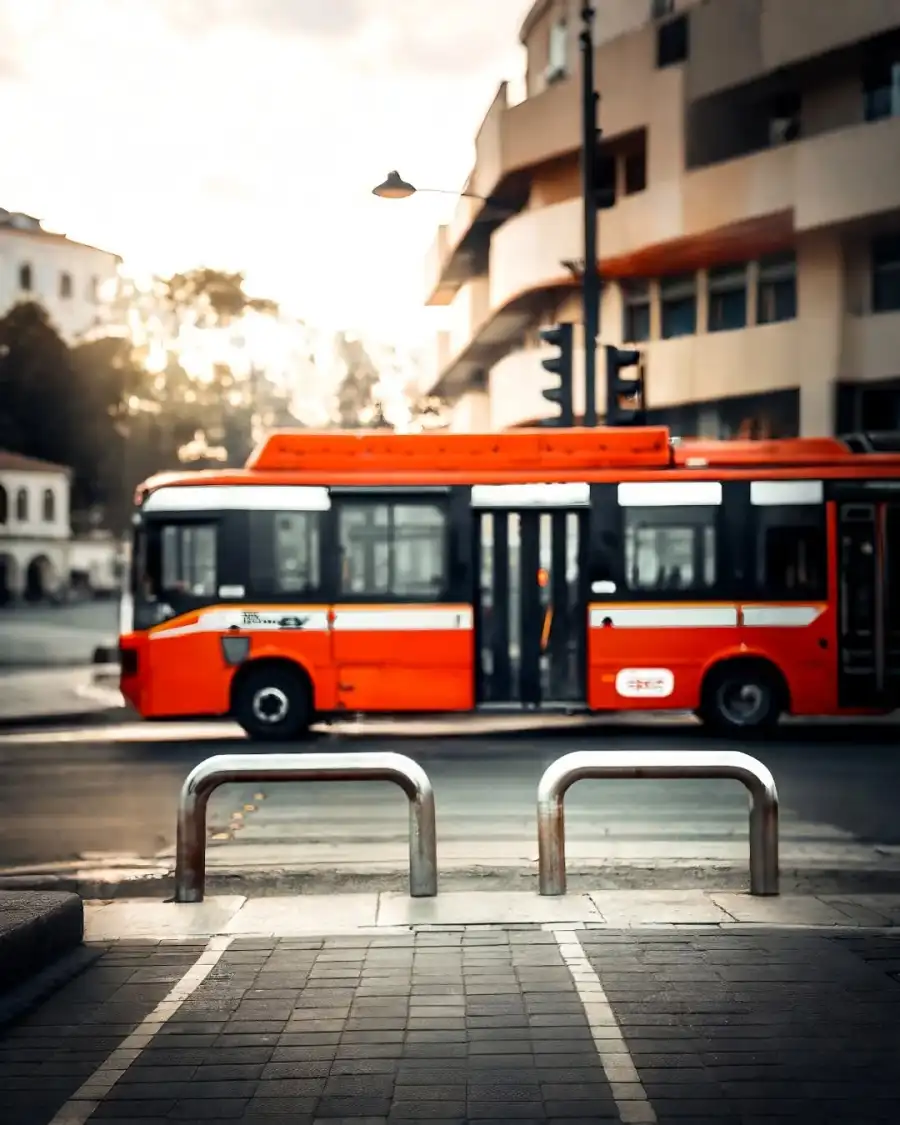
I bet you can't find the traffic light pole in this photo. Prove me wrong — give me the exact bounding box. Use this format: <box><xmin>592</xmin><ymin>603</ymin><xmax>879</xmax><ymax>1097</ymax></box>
<box><xmin>580</xmin><ymin>3</ymin><xmax>600</xmax><ymax>428</ymax></box>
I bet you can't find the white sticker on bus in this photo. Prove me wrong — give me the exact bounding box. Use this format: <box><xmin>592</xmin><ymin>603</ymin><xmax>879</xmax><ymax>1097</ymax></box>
<box><xmin>615</xmin><ymin>668</ymin><xmax>675</xmax><ymax>699</ymax></box>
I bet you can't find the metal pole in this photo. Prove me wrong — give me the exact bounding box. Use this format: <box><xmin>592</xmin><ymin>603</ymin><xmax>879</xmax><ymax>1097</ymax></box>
<box><xmin>175</xmin><ymin>752</ymin><xmax>438</xmax><ymax>902</ymax></box>
<box><xmin>537</xmin><ymin>750</ymin><xmax>779</xmax><ymax>896</ymax></box>
<box><xmin>580</xmin><ymin>3</ymin><xmax>599</xmax><ymax>427</ymax></box>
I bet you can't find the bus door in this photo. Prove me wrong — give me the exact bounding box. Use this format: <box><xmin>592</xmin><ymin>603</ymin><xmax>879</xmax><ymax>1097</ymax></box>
<box><xmin>473</xmin><ymin>496</ymin><xmax>588</xmax><ymax>708</ymax></box>
<box><xmin>837</xmin><ymin>496</ymin><xmax>900</xmax><ymax>709</ymax></box>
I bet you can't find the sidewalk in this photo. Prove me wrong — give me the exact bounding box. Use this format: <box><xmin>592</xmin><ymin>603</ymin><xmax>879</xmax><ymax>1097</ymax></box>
<box><xmin>1</xmin><ymin>896</ymin><xmax>898</xmax><ymax>1125</ymax></box>
<box><xmin>0</xmin><ymin>669</ymin><xmax>129</xmax><ymax>729</ymax></box>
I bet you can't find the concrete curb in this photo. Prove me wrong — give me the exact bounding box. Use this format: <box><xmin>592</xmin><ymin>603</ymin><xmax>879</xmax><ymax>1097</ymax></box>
<box><xmin>0</xmin><ymin>891</ymin><xmax>84</xmax><ymax>995</ymax></box>
<box><xmin>5</xmin><ymin>864</ymin><xmax>900</xmax><ymax>900</ymax></box>
<box><xmin>0</xmin><ymin>707</ymin><xmax>133</xmax><ymax>733</ymax></box>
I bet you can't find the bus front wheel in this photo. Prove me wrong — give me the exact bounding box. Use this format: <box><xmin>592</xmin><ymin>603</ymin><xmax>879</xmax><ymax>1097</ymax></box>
<box><xmin>232</xmin><ymin>662</ymin><xmax>313</xmax><ymax>742</ymax></box>
<box><xmin>699</xmin><ymin>660</ymin><xmax>785</xmax><ymax>737</ymax></box>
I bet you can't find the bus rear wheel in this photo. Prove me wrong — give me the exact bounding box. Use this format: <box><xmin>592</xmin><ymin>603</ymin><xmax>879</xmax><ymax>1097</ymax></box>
<box><xmin>232</xmin><ymin>662</ymin><xmax>313</xmax><ymax>742</ymax></box>
<box><xmin>699</xmin><ymin>661</ymin><xmax>784</xmax><ymax>737</ymax></box>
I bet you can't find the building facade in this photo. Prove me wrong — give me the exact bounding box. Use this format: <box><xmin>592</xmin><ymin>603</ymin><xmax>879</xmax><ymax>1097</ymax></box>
<box><xmin>0</xmin><ymin>210</ymin><xmax>120</xmax><ymax>343</ymax></box>
<box><xmin>423</xmin><ymin>0</ymin><xmax>900</xmax><ymax>438</ymax></box>
<box><xmin>0</xmin><ymin>451</ymin><xmax>72</xmax><ymax>602</ymax></box>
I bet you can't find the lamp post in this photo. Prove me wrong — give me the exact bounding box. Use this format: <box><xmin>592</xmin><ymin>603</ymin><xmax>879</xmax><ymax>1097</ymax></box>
<box><xmin>580</xmin><ymin>3</ymin><xmax>600</xmax><ymax>428</ymax></box>
<box><xmin>371</xmin><ymin>172</ymin><xmax>512</xmax><ymax>211</ymax></box>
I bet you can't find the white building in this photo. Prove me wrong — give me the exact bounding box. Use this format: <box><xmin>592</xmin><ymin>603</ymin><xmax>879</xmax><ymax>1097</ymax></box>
<box><xmin>0</xmin><ymin>209</ymin><xmax>120</xmax><ymax>342</ymax></box>
<box><xmin>0</xmin><ymin>451</ymin><xmax>72</xmax><ymax>602</ymax></box>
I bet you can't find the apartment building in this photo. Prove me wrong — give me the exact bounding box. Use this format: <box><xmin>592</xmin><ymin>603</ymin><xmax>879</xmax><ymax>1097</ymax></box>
<box><xmin>423</xmin><ymin>0</ymin><xmax>900</xmax><ymax>438</ymax></box>
<box><xmin>0</xmin><ymin>210</ymin><xmax>120</xmax><ymax>343</ymax></box>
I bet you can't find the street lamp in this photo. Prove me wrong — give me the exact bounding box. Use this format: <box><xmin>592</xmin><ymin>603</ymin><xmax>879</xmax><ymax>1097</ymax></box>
<box><xmin>371</xmin><ymin>171</ymin><xmax>512</xmax><ymax>210</ymax></box>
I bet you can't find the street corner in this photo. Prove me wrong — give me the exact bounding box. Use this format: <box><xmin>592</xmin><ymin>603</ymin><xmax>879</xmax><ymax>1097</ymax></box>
<box><xmin>0</xmin><ymin>889</ymin><xmax>84</xmax><ymax>997</ymax></box>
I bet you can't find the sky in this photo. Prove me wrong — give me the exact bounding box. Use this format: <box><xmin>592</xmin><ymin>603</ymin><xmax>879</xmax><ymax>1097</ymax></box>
<box><xmin>0</xmin><ymin>0</ymin><xmax>532</xmax><ymax>348</ymax></box>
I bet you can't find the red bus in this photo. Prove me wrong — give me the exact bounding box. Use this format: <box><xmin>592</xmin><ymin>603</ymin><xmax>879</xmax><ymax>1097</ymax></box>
<box><xmin>119</xmin><ymin>427</ymin><xmax>900</xmax><ymax>739</ymax></box>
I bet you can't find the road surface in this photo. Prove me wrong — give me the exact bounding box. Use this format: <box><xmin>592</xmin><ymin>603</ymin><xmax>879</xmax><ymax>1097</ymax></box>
<box><xmin>0</xmin><ymin>600</ymin><xmax>118</xmax><ymax>667</ymax></box>
<box><xmin>1</xmin><ymin>719</ymin><xmax>898</xmax><ymax>893</ymax></box>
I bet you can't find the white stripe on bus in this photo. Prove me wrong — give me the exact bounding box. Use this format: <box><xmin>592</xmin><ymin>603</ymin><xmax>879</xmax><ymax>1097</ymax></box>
<box><xmin>151</xmin><ymin>607</ymin><xmax>331</xmax><ymax>638</ymax></box>
<box><xmin>470</xmin><ymin>483</ymin><xmax>590</xmax><ymax>509</ymax></box>
<box><xmin>589</xmin><ymin>606</ymin><xmax>737</xmax><ymax>628</ymax></box>
<box><xmin>143</xmin><ymin>484</ymin><xmax>331</xmax><ymax>512</ymax></box>
<box><xmin>149</xmin><ymin>605</ymin><xmax>474</xmax><ymax>637</ymax></box>
<box><xmin>741</xmin><ymin>605</ymin><xmax>825</xmax><ymax>627</ymax></box>
<box><xmin>750</xmin><ymin>480</ymin><xmax>823</xmax><ymax>506</ymax></box>
<box><xmin>333</xmin><ymin>607</ymin><xmax>473</xmax><ymax>631</ymax></box>
<box><xmin>617</xmin><ymin>480</ymin><xmax>722</xmax><ymax>507</ymax></box>
<box><xmin>588</xmin><ymin>604</ymin><xmax>825</xmax><ymax>629</ymax></box>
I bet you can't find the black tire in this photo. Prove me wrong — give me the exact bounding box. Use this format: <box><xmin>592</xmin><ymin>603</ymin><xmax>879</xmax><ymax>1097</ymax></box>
<box><xmin>232</xmin><ymin>663</ymin><xmax>312</xmax><ymax>742</ymax></box>
<box><xmin>699</xmin><ymin>662</ymin><xmax>783</xmax><ymax>737</ymax></box>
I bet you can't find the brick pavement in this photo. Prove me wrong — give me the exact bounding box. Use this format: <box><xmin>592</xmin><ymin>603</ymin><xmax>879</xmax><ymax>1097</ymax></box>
<box><xmin>0</xmin><ymin>927</ymin><xmax>898</xmax><ymax>1125</ymax></box>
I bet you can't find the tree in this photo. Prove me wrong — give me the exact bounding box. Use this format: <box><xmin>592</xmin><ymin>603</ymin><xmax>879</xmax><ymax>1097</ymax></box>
<box><xmin>0</xmin><ymin>302</ymin><xmax>84</xmax><ymax>474</ymax></box>
<box><xmin>333</xmin><ymin>332</ymin><xmax>385</xmax><ymax>428</ymax></box>
<box><xmin>163</xmin><ymin>267</ymin><xmax>279</xmax><ymax>327</ymax></box>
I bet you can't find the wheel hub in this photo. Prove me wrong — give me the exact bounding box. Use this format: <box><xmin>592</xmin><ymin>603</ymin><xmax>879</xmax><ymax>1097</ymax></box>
<box><xmin>251</xmin><ymin>687</ymin><xmax>289</xmax><ymax>724</ymax></box>
<box><xmin>717</xmin><ymin>681</ymin><xmax>765</xmax><ymax>726</ymax></box>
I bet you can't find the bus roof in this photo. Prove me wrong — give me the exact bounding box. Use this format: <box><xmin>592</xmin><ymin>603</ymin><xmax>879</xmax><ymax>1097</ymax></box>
<box><xmin>136</xmin><ymin>427</ymin><xmax>900</xmax><ymax>498</ymax></box>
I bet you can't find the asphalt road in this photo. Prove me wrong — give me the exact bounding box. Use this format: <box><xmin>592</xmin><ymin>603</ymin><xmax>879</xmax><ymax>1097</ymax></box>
<box><xmin>1</xmin><ymin>720</ymin><xmax>899</xmax><ymax>894</ymax></box>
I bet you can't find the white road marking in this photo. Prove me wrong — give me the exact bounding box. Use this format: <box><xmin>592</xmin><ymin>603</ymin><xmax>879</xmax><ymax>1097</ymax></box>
<box><xmin>550</xmin><ymin>926</ymin><xmax>657</xmax><ymax>1124</ymax></box>
<box><xmin>46</xmin><ymin>934</ymin><xmax>233</xmax><ymax>1125</ymax></box>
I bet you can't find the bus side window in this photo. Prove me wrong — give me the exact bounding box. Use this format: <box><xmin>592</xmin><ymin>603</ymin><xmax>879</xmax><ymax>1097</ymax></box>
<box><xmin>160</xmin><ymin>523</ymin><xmax>217</xmax><ymax>597</ymax></box>
<box><xmin>338</xmin><ymin>501</ymin><xmax>448</xmax><ymax>600</ymax></box>
<box><xmin>622</xmin><ymin>506</ymin><xmax>717</xmax><ymax>594</ymax></box>
<box><xmin>755</xmin><ymin>506</ymin><xmax>826</xmax><ymax>598</ymax></box>
<box><xmin>248</xmin><ymin>511</ymin><xmax>322</xmax><ymax>595</ymax></box>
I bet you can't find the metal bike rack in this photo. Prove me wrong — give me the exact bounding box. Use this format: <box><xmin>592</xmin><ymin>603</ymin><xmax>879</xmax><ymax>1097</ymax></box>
<box><xmin>175</xmin><ymin>752</ymin><xmax>438</xmax><ymax>903</ymax></box>
<box><xmin>537</xmin><ymin>749</ymin><xmax>779</xmax><ymax>897</ymax></box>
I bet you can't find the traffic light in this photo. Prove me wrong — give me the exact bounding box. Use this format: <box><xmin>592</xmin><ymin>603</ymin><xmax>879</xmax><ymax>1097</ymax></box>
<box><xmin>605</xmin><ymin>344</ymin><xmax>645</xmax><ymax>426</ymax></box>
<box><xmin>539</xmin><ymin>323</ymin><xmax>574</xmax><ymax>426</ymax></box>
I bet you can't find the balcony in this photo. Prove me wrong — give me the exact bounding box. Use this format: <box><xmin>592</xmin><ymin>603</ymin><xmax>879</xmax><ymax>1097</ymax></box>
<box><xmin>485</xmin><ymin>324</ymin><xmax>803</xmax><ymax>432</ymax></box>
<box><xmin>795</xmin><ymin>115</ymin><xmax>900</xmax><ymax>231</ymax></box>
<box><xmin>446</xmin><ymin>278</ymin><xmax>492</xmax><ymax>360</ymax></box>
<box><xmin>424</xmin><ymin>23</ymin><xmax>672</xmax><ymax>304</ymax></box>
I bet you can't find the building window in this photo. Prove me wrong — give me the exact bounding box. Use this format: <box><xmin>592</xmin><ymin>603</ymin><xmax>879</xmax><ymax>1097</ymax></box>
<box><xmin>59</xmin><ymin>272</ymin><xmax>73</xmax><ymax>299</ymax></box>
<box><xmin>89</xmin><ymin>276</ymin><xmax>99</xmax><ymax>301</ymax></box>
<box><xmin>623</xmin><ymin>141</ymin><xmax>647</xmax><ymax>195</ymax></box>
<box><xmin>657</xmin><ymin>14</ymin><xmax>688</xmax><ymax>68</ymax></box>
<box><xmin>863</xmin><ymin>52</ymin><xmax>900</xmax><ymax>121</ymax></box>
<box><xmin>249</xmin><ymin>511</ymin><xmax>321</xmax><ymax>594</ymax></box>
<box><xmin>707</xmin><ymin>264</ymin><xmax>747</xmax><ymax>332</ymax></box>
<box><xmin>757</xmin><ymin>251</ymin><xmax>797</xmax><ymax>324</ymax></box>
<box><xmin>15</xmin><ymin>488</ymin><xmax>28</xmax><ymax>521</ymax></box>
<box><xmin>768</xmin><ymin>92</ymin><xmax>801</xmax><ymax>145</ymax></box>
<box><xmin>43</xmin><ymin>489</ymin><xmax>56</xmax><ymax>522</ymax></box>
<box><xmin>547</xmin><ymin>19</ymin><xmax>568</xmax><ymax>81</ymax></box>
<box><xmin>338</xmin><ymin>502</ymin><xmax>447</xmax><ymax>599</ymax></box>
<box><xmin>19</xmin><ymin>263</ymin><xmax>32</xmax><ymax>291</ymax></box>
<box><xmin>872</xmin><ymin>233</ymin><xmax>900</xmax><ymax>313</ymax></box>
<box><xmin>624</xmin><ymin>507</ymin><xmax>717</xmax><ymax>593</ymax></box>
<box><xmin>622</xmin><ymin>280</ymin><xmax>651</xmax><ymax>342</ymax></box>
<box><xmin>660</xmin><ymin>272</ymin><xmax>697</xmax><ymax>338</ymax></box>
<box><xmin>160</xmin><ymin>523</ymin><xmax>217</xmax><ymax>597</ymax></box>
<box><xmin>0</xmin><ymin>485</ymin><xmax>7</xmax><ymax>525</ymax></box>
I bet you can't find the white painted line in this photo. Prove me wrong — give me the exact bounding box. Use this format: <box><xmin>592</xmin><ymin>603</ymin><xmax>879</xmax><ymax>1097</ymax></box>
<box><xmin>550</xmin><ymin>926</ymin><xmax>657</xmax><ymax>1124</ymax></box>
<box><xmin>46</xmin><ymin>934</ymin><xmax>234</xmax><ymax>1125</ymax></box>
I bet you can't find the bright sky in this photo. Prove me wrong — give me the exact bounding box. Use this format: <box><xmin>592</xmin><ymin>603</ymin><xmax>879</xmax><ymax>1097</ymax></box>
<box><xmin>0</xmin><ymin>0</ymin><xmax>532</xmax><ymax>347</ymax></box>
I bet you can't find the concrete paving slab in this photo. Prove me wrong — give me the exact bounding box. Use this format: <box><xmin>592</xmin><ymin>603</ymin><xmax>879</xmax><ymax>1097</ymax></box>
<box><xmin>588</xmin><ymin>889</ymin><xmax>733</xmax><ymax>925</ymax></box>
<box><xmin>377</xmin><ymin>890</ymin><xmax>602</xmax><ymax>926</ymax></box>
<box><xmin>821</xmin><ymin>893</ymin><xmax>900</xmax><ymax>925</ymax></box>
<box><xmin>85</xmin><ymin>896</ymin><xmax>245</xmax><ymax>940</ymax></box>
<box><xmin>708</xmin><ymin>892</ymin><xmax>853</xmax><ymax>925</ymax></box>
<box><xmin>0</xmin><ymin>889</ymin><xmax>84</xmax><ymax>993</ymax></box>
<box><xmin>223</xmin><ymin>893</ymin><xmax>379</xmax><ymax>934</ymax></box>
